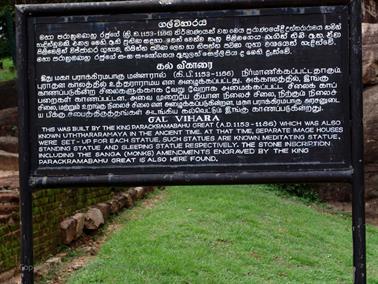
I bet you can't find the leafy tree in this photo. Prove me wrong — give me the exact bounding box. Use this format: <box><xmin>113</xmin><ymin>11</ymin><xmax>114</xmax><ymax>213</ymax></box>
<box><xmin>0</xmin><ymin>1</ymin><xmax>13</xmax><ymax>59</ymax></box>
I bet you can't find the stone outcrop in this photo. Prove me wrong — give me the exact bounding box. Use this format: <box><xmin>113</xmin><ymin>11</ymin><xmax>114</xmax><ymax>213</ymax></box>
<box><xmin>363</xmin><ymin>23</ymin><xmax>378</xmax><ymax>85</ymax></box>
<box><xmin>363</xmin><ymin>85</ymin><xmax>378</xmax><ymax>163</ymax></box>
<box><xmin>84</xmin><ymin>208</ymin><xmax>104</xmax><ymax>230</ymax></box>
<box><xmin>0</xmin><ymin>136</ymin><xmax>18</xmax><ymax>153</ymax></box>
<box><xmin>0</xmin><ymin>190</ymin><xmax>19</xmax><ymax>225</ymax></box>
<box><xmin>0</xmin><ymin>107</ymin><xmax>19</xmax><ymax>170</ymax></box>
<box><xmin>0</xmin><ymin>150</ymin><xmax>18</xmax><ymax>171</ymax></box>
<box><xmin>0</xmin><ymin>107</ymin><xmax>17</xmax><ymax>137</ymax></box>
<box><xmin>95</xmin><ymin>203</ymin><xmax>111</xmax><ymax>221</ymax></box>
<box><xmin>72</xmin><ymin>213</ymin><xmax>85</xmax><ymax>239</ymax></box>
<box><xmin>60</xmin><ymin>218</ymin><xmax>77</xmax><ymax>245</ymax></box>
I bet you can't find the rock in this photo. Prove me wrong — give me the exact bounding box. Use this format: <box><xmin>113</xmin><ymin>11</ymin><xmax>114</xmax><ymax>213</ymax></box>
<box><xmin>134</xmin><ymin>187</ymin><xmax>145</xmax><ymax>199</ymax></box>
<box><xmin>60</xmin><ymin>218</ymin><xmax>77</xmax><ymax>244</ymax></box>
<box><xmin>95</xmin><ymin>202</ymin><xmax>111</xmax><ymax>220</ymax></box>
<box><xmin>0</xmin><ymin>203</ymin><xmax>18</xmax><ymax>215</ymax></box>
<box><xmin>0</xmin><ymin>268</ymin><xmax>16</xmax><ymax>284</ymax></box>
<box><xmin>71</xmin><ymin>263</ymin><xmax>84</xmax><ymax>270</ymax></box>
<box><xmin>0</xmin><ymin>214</ymin><xmax>12</xmax><ymax>224</ymax></box>
<box><xmin>0</xmin><ymin>191</ymin><xmax>19</xmax><ymax>202</ymax></box>
<box><xmin>109</xmin><ymin>199</ymin><xmax>120</xmax><ymax>214</ymax></box>
<box><xmin>84</xmin><ymin>208</ymin><xmax>104</xmax><ymax>230</ymax></box>
<box><xmin>362</xmin><ymin>23</ymin><xmax>378</xmax><ymax>85</ymax></box>
<box><xmin>83</xmin><ymin>246</ymin><xmax>97</xmax><ymax>255</ymax></box>
<box><xmin>0</xmin><ymin>150</ymin><xmax>18</xmax><ymax>171</ymax></box>
<box><xmin>363</xmin><ymin>0</ymin><xmax>378</xmax><ymax>23</ymax></box>
<box><xmin>72</xmin><ymin>213</ymin><xmax>85</xmax><ymax>239</ymax></box>
<box><xmin>114</xmin><ymin>193</ymin><xmax>127</xmax><ymax>208</ymax></box>
<box><xmin>128</xmin><ymin>188</ymin><xmax>137</xmax><ymax>200</ymax></box>
<box><xmin>0</xmin><ymin>136</ymin><xmax>18</xmax><ymax>153</ymax></box>
<box><xmin>0</xmin><ymin>191</ymin><xmax>19</xmax><ymax>218</ymax></box>
<box><xmin>0</xmin><ymin>176</ymin><xmax>19</xmax><ymax>189</ymax></box>
<box><xmin>121</xmin><ymin>192</ymin><xmax>134</xmax><ymax>208</ymax></box>
<box><xmin>34</xmin><ymin>263</ymin><xmax>49</xmax><ymax>281</ymax></box>
<box><xmin>0</xmin><ymin>107</ymin><xmax>18</xmax><ymax>137</ymax></box>
<box><xmin>364</xmin><ymin>85</ymin><xmax>378</xmax><ymax>163</ymax></box>
<box><xmin>46</xmin><ymin>256</ymin><xmax>62</xmax><ymax>266</ymax></box>
<box><xmin>365</xmin><ymin>164</ymin><xmax>378</xmax><ymax>200</ymax></box>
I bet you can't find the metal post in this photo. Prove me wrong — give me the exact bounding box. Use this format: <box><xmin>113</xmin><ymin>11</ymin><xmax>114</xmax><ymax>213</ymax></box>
<box><xmin>350</xmin><ymin>0</ymin><xmax>366</xmax><ymax>283</ymax></box>
<box><xmin>352</xmin><ymin>174</ymin><xmax>366</xmax><ymax>284</ymax></box>
<box><xmin>16</xmin><ymin>7</ymin><xmax>34</xmax><ymax>284</ymax></box>
<box><xmin>20</xmin><ymin>184</ymin><xmax>34</xmax><ymax>284</ymax></box>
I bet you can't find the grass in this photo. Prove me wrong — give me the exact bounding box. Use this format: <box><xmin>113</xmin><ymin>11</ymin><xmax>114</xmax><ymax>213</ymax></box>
<box><xmin>67</xmin><ymin>185</ymin><xmax>378</xmax><ymax>283</ymax></box>
<box><xmin>0</xmin><ymin>57</ymin><xmax>16</xmax><ymax>81</ymax></box>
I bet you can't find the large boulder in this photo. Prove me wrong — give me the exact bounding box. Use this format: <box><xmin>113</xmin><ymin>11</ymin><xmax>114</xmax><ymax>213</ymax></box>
<box><xmin>95</xmin><ymin>203</ymin><xmax>111</xmax><ymax>221</ymax></box>
<box><xmin>362</xmin><ymin>23</ymin><xmax>378</xmax><ymax>85</ymax></box>
<box><xmin>363</xmin><ymin>85</ymin><xmax>378</xmax><ymax>163</ymax></box>
<box><xmin>0</xmin><ymin>150</ymin><xmax>18</xmax><ymax>171</ymax></box>
<box><xmin>0</xmin><ymin>107</ymin><xmax>17</xmax><ymax>137</ymax></box>
<box><xmin>84</xmin><ymin>208</ymin><xmax>104</xmax><ymax>230</ymax></box>
<box><xmin>60</xmin><ymin>218</ymin><xmax>77</xmax><ymax>244</ymax></box>
<box><xmin>72</xmin><ymin>213</ymin><xmax>85</xmax><ymax>239</ymax></box>
<box><xmin>0</xmin><ymin>136</ymin><xmax>18</xmax><ymax>153</ymax></box>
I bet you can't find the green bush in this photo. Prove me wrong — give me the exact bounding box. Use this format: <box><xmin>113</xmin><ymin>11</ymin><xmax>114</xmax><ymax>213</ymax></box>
<box><xmin>0</xmin><ymin>5</ymin><xmax>13</xmax><ymax>59</ymax></box>
<box><xmin>275</xmin><ymin>183</ymin><xmax>320</xmax><ymax>203</ymax></box>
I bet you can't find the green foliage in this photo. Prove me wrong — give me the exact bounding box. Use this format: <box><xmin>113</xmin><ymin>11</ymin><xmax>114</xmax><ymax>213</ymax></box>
<box><xmin>67</xmin><ymin>185</ymin><xmax>378</xmax><ymax>283</ymax></box>
<box><xmin>0</xmin><ymin>57</ymin><xmax>15</xmax><ymax>81</ymax></box>
<box><xmin>0</xmin><ymin>4</ymin><xmax>14</xmax><ymax>59</ymax></box>
<box><xmin>273</xmin><ymin>183</ymin><xmax>321</xmax><ymax>204</ymax></box>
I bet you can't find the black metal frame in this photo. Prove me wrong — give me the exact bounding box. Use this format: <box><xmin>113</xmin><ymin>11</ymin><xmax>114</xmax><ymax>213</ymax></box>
<box><xmin>16</xmin><ymin>0</ymin><xmax>365</xmax><ymax>283</ymax></box>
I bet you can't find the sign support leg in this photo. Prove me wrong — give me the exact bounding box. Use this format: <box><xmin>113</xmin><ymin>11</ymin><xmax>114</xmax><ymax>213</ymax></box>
<box><xmin>20</xmin><ymin>182</ymin><xmax>33</xmax><ymax>284</ymax></box>
<box><xmin>349</xmin><ymin>0</ymin><xmax>365</xmax><ymax>282</ymax></box>
<box><xmin>352</xmin><ymin>171</ymin><xmax>366</xmax><ymax>284</ymax></box>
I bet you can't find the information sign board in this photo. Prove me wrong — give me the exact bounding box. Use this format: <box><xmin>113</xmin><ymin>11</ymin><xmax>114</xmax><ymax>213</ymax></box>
<box><xmin>16</xmin><ymin>1</ymin><xmax>365</xmax><ymax>283</ymax></box>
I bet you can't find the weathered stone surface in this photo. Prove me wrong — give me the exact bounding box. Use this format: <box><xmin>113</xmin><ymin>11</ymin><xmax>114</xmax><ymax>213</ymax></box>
<box><xmin>0</xmin><ymin>190</ymin><xmax>19</xmax><ymax>217</ymax></box>
<box><xmin>34</xmin><ymin>256</ymin><xmax>61</xmax><ymax>281</ymax></box>
<box><xmin>0</xmin><ymin>214</ymin><xmax>12</xmax><ymax>224</ymax></box>
<box><xmin>362</xmin><ymin>23</ymin><xmax>378</xmax><ymax>85</ymax></box>
<box><xmin>128</xmin><ymin>188</ymin><xmax>138</xmax><ymax>200</ymax></box>
<box><xmin>95</xmin><ymin>202</ymin><xmax>111</xmax><ymax>220</ymax></box>
<box><xmin>0</xmin><ymin>203</ymin><xmax>18</xmax><ymax>214</ymax></box>
<box><xmin>0</xmin><ymin>107</ymin><xmax>18</xmax><ymax>137</ymax></box>
<box><xmin>363</xmin><ymin>0</ymin><xmax>378</xmax><ymax>23</ymax></box>
<box><xmin>0</xmin><ymin>150</ymin><xmax>18</xmax><ymax>171</ymax></box>
<box><xmin>0</xmin><ymin>268</ymin><xmax>16</xmax><ymax>284</ymax></box>
<box><xmin>0</xmin><ymin>136</ymin><xmax>18</xmax><ymax>153</ymax></box>
<box><xmin>72</xmin><ymin>213</ymin><xmax>85</xmax><ymax>239</ymax></box>
<box><xmin>0</xmin><ymin>191</ymin><xmax>19</xmax><ymax>202</ymax></box>
<box><xmin>364</xmin><ymin>85</ymin><xmax>378</xmax><ymax>163</ymax></box>
<box><xmin>121</xmin><ymin>192</ymin><xmax>134</xmax><ymax>208</ymax></box>
<box><xmin>60</xmin><ymin>218</ymin><xmax>77</xmax><ymax>244</ymax></box>
<box><xmin>46</xmin><ymin>256</ymin><xmax>62</xmax><ymax>266</ymax></box>
<box><xmin>134</xmin><ymin>187</ymin><xmax>145</xmax><ymax>199</ymax></box>
<box><xmin>84</xmin><ymin>208</ymin><xmax>104</xmax><ymax>230</ymax></box>
<box><xmin>365</xmin><ymin>164</ymin><xmax>378</xmax><ymax>200</ymax></box>
<box><xmin>109</xmin><ymin>199</ymin><xmax>120</xmax><ymax>214</ymax></box>
<box><xmin>114</xmin><ymin>193</ymin><xmax>127</xmax><ymax>208</ymax></box>
<box><xmin>0</xmin><ymin>175</ymin><xmax>19</xmax><ymax>189</ymax></box>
